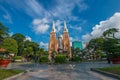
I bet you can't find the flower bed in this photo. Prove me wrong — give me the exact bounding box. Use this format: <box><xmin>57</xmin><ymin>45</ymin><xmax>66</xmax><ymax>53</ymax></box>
<box><xmin>0</xmin><ymin>59</ymin><xmax>10</xmax><ymax>67</ymax></box>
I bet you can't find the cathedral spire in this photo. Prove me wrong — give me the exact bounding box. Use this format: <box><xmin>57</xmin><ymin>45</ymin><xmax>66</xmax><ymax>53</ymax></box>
<box><xmin>63</xmin><ymin>21</ymin><xmax>68</xmax><ymax>32</ymax></box>
<box><xmin>51</xmin><ymin>21</ymin><xmax>56</xmax><ymax>32</ymax></box>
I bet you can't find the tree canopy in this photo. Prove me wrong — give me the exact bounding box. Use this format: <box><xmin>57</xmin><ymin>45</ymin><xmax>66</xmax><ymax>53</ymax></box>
<box><xmin>12</xmin><ymin>33</ymin><xmax>25</xmax><ymax>43</ymax></box>
<box><xmin>103</xmin><ymin>28</ymin><xmax>119</xmax><ymax>38</ymax></box>
<box><xmin>0</xmin><ymin>22</ymin><xmax>9</xmax><ymax>42</ymax></box>
<box><xmin>2</xmin><ymin>37</ymin><xmax>18</xmax><ymax>54</ymax></box>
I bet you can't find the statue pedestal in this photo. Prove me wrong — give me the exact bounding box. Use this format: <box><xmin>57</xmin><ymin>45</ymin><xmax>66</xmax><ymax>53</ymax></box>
<box><xmin>58</xmin><ymin>48</ymin><xmax>63</xmax><ymax>53</ymax></box>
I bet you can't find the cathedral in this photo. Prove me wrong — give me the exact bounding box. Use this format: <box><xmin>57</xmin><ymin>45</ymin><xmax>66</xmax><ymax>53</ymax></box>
<box><xmin>48</xmin><ymin>21</ymin><xmax>72</xmax><ymax>60</ymax></box>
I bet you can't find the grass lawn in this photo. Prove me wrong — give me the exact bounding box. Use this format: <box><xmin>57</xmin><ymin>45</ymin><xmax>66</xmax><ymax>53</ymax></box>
<box><xmin>98</xmin><ymin>66</ymin><xmax>120</xmax><ymax>75</ymax></box>
<box><xmin>0</xmin><ymin>69</ymin><xmax>24</xmax><ymax>80</ymax></box>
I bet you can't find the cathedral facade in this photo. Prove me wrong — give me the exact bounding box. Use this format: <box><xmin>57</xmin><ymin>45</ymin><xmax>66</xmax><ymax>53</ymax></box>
<box><xmin>48</xmin><ymin>21</ymin><xmax>72</xmax><ymax>60</ymax></box>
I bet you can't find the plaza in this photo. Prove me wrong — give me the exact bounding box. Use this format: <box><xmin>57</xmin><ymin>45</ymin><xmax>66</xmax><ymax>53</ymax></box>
<box><xmin>6</xmin><ymin>62</ymin><xmax>119</xmax><ymax>80</ymax></box>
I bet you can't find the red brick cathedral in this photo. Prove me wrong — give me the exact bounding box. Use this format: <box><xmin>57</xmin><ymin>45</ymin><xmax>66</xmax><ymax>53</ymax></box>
<box><xmin>48</xmin><ymin>21</ymin><xmax>72</xmax><ymax>60</ymax></box>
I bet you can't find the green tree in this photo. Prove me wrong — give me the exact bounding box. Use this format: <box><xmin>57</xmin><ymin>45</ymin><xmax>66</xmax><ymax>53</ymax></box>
<box><xmin>103</xmin><ymin>29</ymin><xmax>111</xmax><ymax>38</ymax></box>
<box><xmin>23</xmin><ymin>46</ymin><xmax>33</xmax><ymax>55</ymax></box>
<box><xmin>37</xmin><ymin>48</ymin><xmax>46</xmax><ymax>56</ymax></box>
<box><xmin>12</xmin><ymin>33</ymin><xmax>25</xmax><ymax>55</ymax></box>
<box><xmin>102</xmin><ymin>28</ymin><xmax>120</xmax><ymax>61</ymax></box>
<box><xmin>29</xmin><ymin>42</ymin><xmax>39</xmax><ymax>54</ymax></box>
<box><xmin>103</xmin><ymin>28</ymin><xmax>118</xmax><ymax>38</ymax></box>
<box><xmin>12</xmin><ymin>33</ymin><xmax>25</xmax><ymax>42</ymax></box>
<box><xmin>109</xmin><ymin>28</ymin><xmax>119</xmax><ymax>38</ymax></box>
<box><xmin>24</xmin><ymin>40</ymin><xmax>33</xmax><ymax>55</ymax></box>
<box><xmin>2</xmin><ymin>37</ymin><xmax>18</xmax><ymax>54</ymax></box>
<box><xmin>87</xmin><ymin>38</ymin><xmax>104</xmax><ymax>51</ymax></box>
<box><xmin>103</xmin><ymin>38</ymin><xmax>119</xmax><ymax>53</ymax></box>
<box><xmin>86</xmin><ymin>38</ymin><xmax>105</xmax><ymax>60</ymax></box>
<box><xmin>102</xmin><ymin>28</ymin><xmax>119</xmax><ymax>53</ymax></box>
<box><xmin>71</xmin><ymin>47</ymin><xmax>80</xmax><ymax>54</ymax></box>
<box><xmin>24</xmin><ymin>40</ymin><xmax>39</xmax><ymax>55</ymax></box>
<box><xmin>0</xmin><ymin>22</ymin><xmax>9</xmax><ymax>42</ymax></box>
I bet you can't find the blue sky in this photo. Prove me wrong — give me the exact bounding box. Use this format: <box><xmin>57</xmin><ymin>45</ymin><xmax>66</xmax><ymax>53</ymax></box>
<box><xmin>0</xmin><ymin>0</ymin><xmax>120</xmax><ymax>49</ymax></box>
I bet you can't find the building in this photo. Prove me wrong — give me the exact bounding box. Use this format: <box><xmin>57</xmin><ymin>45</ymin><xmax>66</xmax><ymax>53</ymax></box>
<box><xmin>48</xmin><ymin>21</ymin><xmax>72</xmax><ymax>60</ymax></box>
<box><xmin>72</xmin><ymin>41</ymin><xmax>83</xmax><ymax>50</ymax></box>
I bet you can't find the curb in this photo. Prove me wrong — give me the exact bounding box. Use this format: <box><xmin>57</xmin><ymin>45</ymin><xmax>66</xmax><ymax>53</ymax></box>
<box><xmin>90</xmin><ymin>68</ymin><xmax>120</xmax><ymax>79</ymax></box>
<box><xmin>4</xmin><ymin>71</ymin><xmax>27</xmax><ymax>80</ymax></box>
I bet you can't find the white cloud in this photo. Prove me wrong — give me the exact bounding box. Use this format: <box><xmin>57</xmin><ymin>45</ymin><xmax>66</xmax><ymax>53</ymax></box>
<box><xmin>55</xmin><ymin>20</ymin><xmax>62</xmax><ymax>32</ymax></box>
<box><xmin>70</xmin><ymin>36</ymin><xmax>81</xmax><ymax>42</ymax></box>
<box><xmin>25</xmin><ymin>36</ymin><xmax>32</xmax><ymax>41</ymax></box>
<box><xmin>70</xmin><ymin>26</ymin><xmax>82</xmax><ymax>31</ymax></box>
<box><xmin>32</xmin><ymin>18</ymin><xmax>50</xmax><ymax>34</ymax></box>
<box><xmin>25</xmin><ymin>0</ymin><xmax>47</xmax><ymax>18</ymax></box>
<box><xmin>75</xmin><ymin>0</ymin><xmax>88</xmax><ymax>12</ymax></box>
<box><xmin>70</xmin><ymin>42</ymin><xmax>72</xmax><ymax>46</ymax></box>
<box><xmin>3</xmin><ymin>0</ymin><xmax>88</xmax><ymax>34</ymax></box>
<box><xmin>82</xmin><ymin>42</ymin><xmax>88</xmax><ymax>49</ymax></box>
<box><xmin>82</xmin><ymin>34</ymin><xmax>92</xmax><ymax>42</ymax></box>
<box><xmin>51</xmin><ymin>0</ymin><xmax>87</xmax><ymax>18</ymax></box>
<box><xmin>82</xmin><ymin>12</ymin><xmax>120</xmax><ymax>42</ymax></box>
<box><xmin>70</xmin><ymin>37</ymin><xmax>74</xmax><ymax>42</ymax></box>
<box><xmin>39</xmin><ymin>41</ymin><xmax>48</xmax><ymax>49</ymax></box>
<box><xmin>0</xmin><ymin>6</ymin><xmax>13</xmax><ymax>23</ymax></box>
<box><xmin>54</xmin><ymin>20</ymin><xmax>82</xmax><ymax>33</ymax></box>
<box><xmin>3</xmin><ymin>14</ymin><xmax>12</xmax><ymax>23</ymax></box>
<box><xmin>4</xmin><ymin>0</ymin><xmax>47</xmax><ymax>18</ymax></box>
<box><xmin>4</xmin><ymin>0</ymin><xmax>87</xmax><ymax>19</ymax></box>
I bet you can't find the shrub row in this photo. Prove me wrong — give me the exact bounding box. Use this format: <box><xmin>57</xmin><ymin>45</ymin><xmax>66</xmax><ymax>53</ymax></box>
<box><xmin>54</xmin><ymin>54</ymin><xmax>67</xmax><ymax>64</ymax></box>
<box><xmin>70</xmin><ymin>56</ymin><xmax>82</xmax><ymax>62</ymax></box>
<box><xmin>39</xmin><ymin>56</ymin><xmax>49</xmax><ymax>63</ymax></box>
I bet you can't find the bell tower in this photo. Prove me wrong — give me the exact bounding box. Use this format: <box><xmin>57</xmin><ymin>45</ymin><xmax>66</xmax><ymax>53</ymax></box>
<box><xmin>48</xmin><ymin>21</ymin><xmax>58</xmax><ymax>60</ymax></box>
<box><xmin>62</xmin><ymin>21</ymin><xmax>72</xmax><ymax>58</ymax></box>
<box><xmin>48</xmin><ymin>21</ymin><xmax>72</xmax><ymax>60</ymax></box>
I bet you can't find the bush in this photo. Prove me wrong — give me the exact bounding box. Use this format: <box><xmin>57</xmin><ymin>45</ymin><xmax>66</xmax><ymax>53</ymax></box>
<box><xmin>14</xmin><ymin>56</ymin><xmax>22</xmax><ymax>60</ymax></box>
<box><xmin>39</xmin><ymin>56</ymin><xmax>49</xmax><ymax>63</ymax></box>
<box><xmin>100</xmin><ymin>53</ymin><xmax>106</xmax><ymax>58</ymax></box>
<box><xmin>12</xmin><ymin>56</ymin><xmax>22</xmax><ymax>62</ymax></box>
<box><xmin>54</xmin><ymin>54</ymin><xmax>67</xmax><ymax>64</ymax></box>
<box><xmin>70</xmin><ymin>56</ymin><xmax>82</xmax><ymax>62</ymax></box>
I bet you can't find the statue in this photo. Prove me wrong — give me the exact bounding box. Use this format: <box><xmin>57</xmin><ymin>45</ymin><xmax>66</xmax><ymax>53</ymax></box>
<box><xmin>58</xmin><ymin>34</ymin><xmax>63</xmax><ymax>53</ymax></box>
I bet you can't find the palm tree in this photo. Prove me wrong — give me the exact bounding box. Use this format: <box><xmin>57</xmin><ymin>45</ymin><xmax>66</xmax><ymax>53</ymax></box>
<box><xmin>103</xmin><ymin>29</ymin><xmax>111</xmax><ymax>38</ymax></box>
<box><xmin>109</xmin><ymin>28</ymin><xmax>119</xmax><ymax>38</ymax></box>
<box><xmin>103</xmin><ymin>28</ymin><xmax>119</xmax><ymax>38</ymax></box>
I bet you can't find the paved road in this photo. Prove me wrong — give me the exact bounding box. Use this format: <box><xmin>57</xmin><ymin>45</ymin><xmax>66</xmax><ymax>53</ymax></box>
<box><xmin>8</xmin><ymin>62</ymin><xmax>119</xmax><ymax>80</ymax></box>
